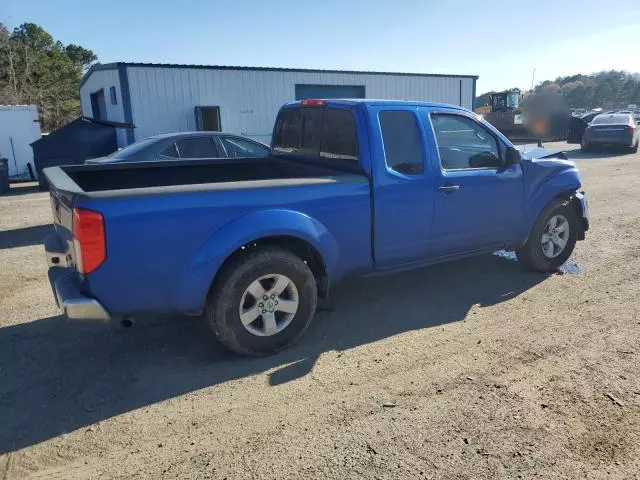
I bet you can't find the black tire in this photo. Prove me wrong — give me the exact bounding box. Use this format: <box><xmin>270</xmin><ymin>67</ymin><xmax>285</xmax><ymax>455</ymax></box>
<box><xmin>516</xmin><ymin>198</ymin><xmax>579</xmax><ymax>272</ymax></box>
<box><xmin>206</xmin><ymin>247</ymin><xmax>317</xmax><ymax>356</ymax></box>
<box><xmin>631</xmin><ymin>140</ymin><xmax>639</xmax><ymax>154</ymax></box>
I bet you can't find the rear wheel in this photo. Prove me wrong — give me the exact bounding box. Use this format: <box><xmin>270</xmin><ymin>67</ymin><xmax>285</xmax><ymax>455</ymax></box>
<box><xmin>516</xmin><ymin>199</ymin><xmax>579</xmax><ymax>272</ymax></box>
<box><xmin>206</xmin><ymin>247</ymin><xmax>317</xmax><ymax>356</ymax></box>
<box><xmin>631</xmin><ymin>139</ymin><xmax>639</xmax><ymax>153</ymax></box>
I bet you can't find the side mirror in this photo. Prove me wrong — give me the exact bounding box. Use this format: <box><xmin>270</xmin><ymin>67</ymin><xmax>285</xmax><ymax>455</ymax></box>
<box><xmin>505</xmin><ymin>147</ymin><xmax>521</xmax><ymax>166</ymax></box>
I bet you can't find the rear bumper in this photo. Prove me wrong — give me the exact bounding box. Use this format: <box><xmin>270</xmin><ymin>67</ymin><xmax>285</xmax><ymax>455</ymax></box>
<box><xmin>48</xmin><ymin>268</ymin><xmax>110</xmax><ymax>323</ymax></box>
<box><xmin>45</xmin><ymin>235</ymin><xmax>110</xmax><ymax>324</ymax></box>
<box><xmin>586</xmin><ymin>137</ymin><xmax>633</xmax><ymax>147</ymax></box>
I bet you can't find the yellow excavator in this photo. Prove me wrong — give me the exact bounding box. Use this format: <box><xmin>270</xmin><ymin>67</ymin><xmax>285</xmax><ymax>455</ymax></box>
<box><xmin>479</xmin><ymin>89</ymin><xmax>570</xmax><ymax>143</ymax></box>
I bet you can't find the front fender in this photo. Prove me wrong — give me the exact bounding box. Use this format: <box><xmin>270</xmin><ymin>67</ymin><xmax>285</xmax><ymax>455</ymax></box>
<box><xmin>525</xmin><ymin>167</ymin><xmax>582</xmax><ymax>234</ymax></box>
<box><xmin>172</xmin><ymin>209</ymin><xmax>340</xmax><ymax>312</ymax></box>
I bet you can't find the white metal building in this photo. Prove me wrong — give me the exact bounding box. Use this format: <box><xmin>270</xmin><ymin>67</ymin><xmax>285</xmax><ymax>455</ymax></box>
<box><xmin>79</xmin><ymin>63</ymin><xmax>478</xmax><ymax>147</ymax></box>
<box><xmin>0</xmin><ymin>105</ymin><xmax>42</xmax><ymax>179</ymax></box>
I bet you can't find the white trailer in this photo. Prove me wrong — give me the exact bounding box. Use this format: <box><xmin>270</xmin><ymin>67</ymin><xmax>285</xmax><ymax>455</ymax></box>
<box><xmin>0</xmin><ymin>105</ymin><xmax>42</xmax><ymax>180</ymax></box>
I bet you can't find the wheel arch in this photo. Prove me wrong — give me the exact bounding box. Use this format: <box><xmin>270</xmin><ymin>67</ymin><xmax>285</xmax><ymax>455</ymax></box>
<box><xmin>525</xmin><ymin>168</ymin><xmax>581</xmax><ymax>228</ymax></box>
<box><xmin>173</xmin><ymin>209</ymin><xmax>339</xmax><ymax>312</ymax></box>
<box><xmin>211</xmin><ymin>235</ymin><xmax>330</xmax><ymax>299</ymax></box>
<box><xmin>521</xmin><ymin>186</ymin><xmax>582</xmax><ymax>248</ymax></box>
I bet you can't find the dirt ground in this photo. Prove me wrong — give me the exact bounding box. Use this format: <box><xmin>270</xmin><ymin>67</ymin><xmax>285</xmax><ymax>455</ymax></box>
<box><xmin>0</xmin><ymin>143</ymin><xmax>639</xmax><ymax>479</ymax></box>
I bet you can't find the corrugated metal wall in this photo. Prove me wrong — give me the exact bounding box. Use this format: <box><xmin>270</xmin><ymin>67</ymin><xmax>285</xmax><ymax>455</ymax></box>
<box><xmin>79</xmin><ymin>69</ymin><xmax>127</xmax><ymax>146</ymax></box>
<box><xmin>126</xmin><ymin>67</ymin><xmax>475</xmax><ymax>143</ymax></box>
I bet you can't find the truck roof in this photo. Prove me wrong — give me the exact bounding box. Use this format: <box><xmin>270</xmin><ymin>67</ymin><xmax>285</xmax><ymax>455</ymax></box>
<box><xmin>282</xmin><ymin>99</ymin><xmax>470</xmax><ymax>111</ymax></box>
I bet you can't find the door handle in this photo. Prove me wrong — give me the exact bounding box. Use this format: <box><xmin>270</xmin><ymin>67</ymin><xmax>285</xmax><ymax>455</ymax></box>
<box><xmin>438</xmin><ymin>184</ymin><xmax>460</xmax><ymax>193</ymax></box>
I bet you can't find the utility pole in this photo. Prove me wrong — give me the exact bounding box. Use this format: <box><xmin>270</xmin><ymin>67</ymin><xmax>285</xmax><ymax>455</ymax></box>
<box><xmin>531</xmin><ymin>68</ymin><xmax>536</xmax><ymax>90</ymax></box>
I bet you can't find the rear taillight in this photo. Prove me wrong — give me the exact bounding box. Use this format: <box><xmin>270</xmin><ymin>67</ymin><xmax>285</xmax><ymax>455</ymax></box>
<box><xmin>72</xmin><ymin>208</ymin><xmax>105</xmax><ymax>274</ymax></box>
<box><xmin>627</xmin><ymin>124</ymin><xmax>636</xmax><ymax>135</ymax></box>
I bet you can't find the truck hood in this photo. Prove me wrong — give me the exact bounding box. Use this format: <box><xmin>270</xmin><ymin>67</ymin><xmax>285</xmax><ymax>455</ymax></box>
<box><xmin>517</xmin><ymin>148</ymin><xmax>581</xmax><ymax>195</ymax></box>
<box><xmin>514</xmin><ymin>144</ymin><xmax>568</xmax><ymax>161</ymax></box>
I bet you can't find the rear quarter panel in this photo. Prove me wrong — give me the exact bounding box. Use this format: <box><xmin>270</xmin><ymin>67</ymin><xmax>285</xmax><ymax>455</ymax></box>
<box><xmin>77</xmin><ymin>179</ymin><xmax>371</xmax><ymax>315</ymax></box>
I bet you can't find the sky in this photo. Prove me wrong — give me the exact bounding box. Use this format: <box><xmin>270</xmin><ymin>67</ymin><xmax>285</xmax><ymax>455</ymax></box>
<box><xmin>3</xmin><ymin>0</ymin><xmax>640</xmax><ymax>94</ymax></box>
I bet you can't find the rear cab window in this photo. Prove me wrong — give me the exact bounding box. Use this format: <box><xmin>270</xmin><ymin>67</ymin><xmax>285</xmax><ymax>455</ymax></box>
<box><xmin>272</xmin><ymin>105</ymin><xmax>359</xmax><ymax>164</ymax></box>
<box><xmin>591</xmin><ymin>114</ymin><xmax>633</xmax><ymax>125</ymax></box>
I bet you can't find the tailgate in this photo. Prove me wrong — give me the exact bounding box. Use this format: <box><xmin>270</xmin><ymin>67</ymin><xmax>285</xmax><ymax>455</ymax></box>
<box><xmin>47</xmin><ymin>177</ymin><xmax>78</xmax><ymax>269</ymax></box>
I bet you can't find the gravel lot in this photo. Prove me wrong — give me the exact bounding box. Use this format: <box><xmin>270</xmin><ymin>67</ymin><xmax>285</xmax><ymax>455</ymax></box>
<box><xmin>1</xmin><ymin>143</ymin><xmax>639</xmax><ymax>479</ymax></box>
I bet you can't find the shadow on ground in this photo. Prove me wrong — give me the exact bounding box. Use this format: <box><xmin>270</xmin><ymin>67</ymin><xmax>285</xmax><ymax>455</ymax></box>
<box><xmin>0</xmin><ymin>224</ymin><xmax>54</xmax><ymax>249</ymax></box>
<box><xmin>2</xmin><ymin>183</ymin><xmax>42</xmax><ymax>197</ymax></box>
<box><xmin>0</xmin><ymin>254</ymin><xmax>547</xmax><ymax>453</ymax></box>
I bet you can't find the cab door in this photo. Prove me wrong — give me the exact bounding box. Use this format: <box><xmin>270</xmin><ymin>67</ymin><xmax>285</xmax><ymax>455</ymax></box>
<box><xmin>424</xmin><ymin>110</ymin><xmax>525</xmax><ymax>256</ymax></box>
<box><xmin>370</xmin><ymin>106</ymin><xmax>436</xmax><ymax>268</ymax></box>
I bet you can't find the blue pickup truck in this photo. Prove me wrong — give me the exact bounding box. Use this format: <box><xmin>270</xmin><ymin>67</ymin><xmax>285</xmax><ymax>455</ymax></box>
<box><xmin>44</xmin><ymin>99</ymin><xmax>588</xmax><ymax>355</ymax></box>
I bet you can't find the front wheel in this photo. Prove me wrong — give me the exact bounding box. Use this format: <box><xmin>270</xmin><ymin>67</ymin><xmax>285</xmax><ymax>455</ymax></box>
<box><xmin>206</xmin><ymin>247</ymin><xmax>318</xmax><ymax>356</ymax></box>
<box><xmin>516</xmin><ymin>199</ymin><xmax>579</xmax><ymax>272</ymax></box>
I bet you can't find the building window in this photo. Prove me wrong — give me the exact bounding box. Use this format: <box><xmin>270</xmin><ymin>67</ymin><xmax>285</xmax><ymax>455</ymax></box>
<box><xmin>110</xmin><ymin>86</ymin><xmax>117</xmax><ymax>105</ymax></box>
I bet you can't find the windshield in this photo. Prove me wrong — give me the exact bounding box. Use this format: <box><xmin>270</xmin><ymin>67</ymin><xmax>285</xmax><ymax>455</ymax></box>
<box><xmin>109</xmin><ymin>138</ymin><xmax>157</xmax><ymax>158</ymax></box>
<box><xmin>491</xmin><ymin>94</ymin><xmax>506</xmax><ymax>108</ymax></box>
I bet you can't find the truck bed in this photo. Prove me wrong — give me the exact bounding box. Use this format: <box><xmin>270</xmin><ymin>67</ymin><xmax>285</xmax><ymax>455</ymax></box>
<box><xmin>43</xmin><ymin>156</ymin><xmax>373</xmax><ymax>314</ymax></box>
<box><xmin>53</xmin><ymin>157</ymin><xmax>358</xmax><ymax>193</ymax></box>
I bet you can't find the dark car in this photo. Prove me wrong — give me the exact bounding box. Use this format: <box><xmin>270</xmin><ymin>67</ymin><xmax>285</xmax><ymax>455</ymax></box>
<box><xmin>567</xmin><ymin>112</ymin><xmax>600</xmax><ymax>143</ymax></box>
<box><xmin>581</xmin><ymin>113</ymin><xmax>639</xmax><ymax>153</ymax></box>
<box><xmin>85</xmin><ymin>132</ymin><xmax>270</xmax><ymax>164</ymax></box>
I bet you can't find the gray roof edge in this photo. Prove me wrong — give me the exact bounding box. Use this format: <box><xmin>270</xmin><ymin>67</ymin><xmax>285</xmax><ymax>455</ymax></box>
<box><xmin>79</xmin><ymin>62</ymin><xmax>121</xmax><ymax>89</ymax></box>
<box><xmin>82</xmin><ymin>61</ymin><xmax>479</xmax><ymax>82</ymax></box>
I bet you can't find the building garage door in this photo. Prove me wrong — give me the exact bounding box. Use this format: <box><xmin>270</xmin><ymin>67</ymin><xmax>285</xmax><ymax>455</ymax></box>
<box><xmin>295</xmin><ymin>84</ymin><xmax>365</xmax><ymax>100</ymax></box>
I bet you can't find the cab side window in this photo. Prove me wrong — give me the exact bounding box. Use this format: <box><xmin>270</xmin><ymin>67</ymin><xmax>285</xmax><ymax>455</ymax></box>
<box><xmin>430</xmin><ymin>114</ymin><xmax>501</xmax><ymax>170</ymax></box>
<box><xmin>379</xmin><ymin>110</ymin><xmax>424</xmax><ymax>175</ymax></box>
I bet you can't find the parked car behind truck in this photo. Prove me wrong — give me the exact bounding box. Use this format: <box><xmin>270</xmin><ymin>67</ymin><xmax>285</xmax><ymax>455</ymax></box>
<box><xmin>582</xmin><ymin>113</ymin><xmax>639</xmax><ymax>153</ymax></box>
<box><xmin>44</xmin><ymin>99</ymin><xmax>589</xmax><ymax>356</ymax></box>
<box><xmin>85</xmin><ymin>132</ymin><xmax>270</xmax><ymax>164</ymax></box>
